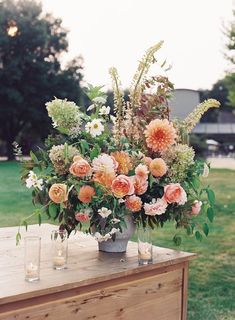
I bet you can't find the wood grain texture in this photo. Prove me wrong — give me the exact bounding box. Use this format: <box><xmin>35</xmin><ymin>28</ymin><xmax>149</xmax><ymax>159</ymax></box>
<box><xmin>0</xmin><ymin>269</ymin><xmax>183</xmax><ymax>320</ymax></box>
<box><xmin>0</xmin><ymin>224</ymin><xmax>196</xmax><ymax>320</ymax></box>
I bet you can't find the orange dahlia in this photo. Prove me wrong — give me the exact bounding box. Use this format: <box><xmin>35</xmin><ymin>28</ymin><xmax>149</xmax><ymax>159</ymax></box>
<box><xmin>149</xmin><ymin>158</ymin><xmax>167</xmax><ymax>177</ymax></box>
<box><xmin>144</xmin><ymin>119</ymin><xmax>177</xmax><ymax>152</ymax></box>
<box><xmin>111</xmin><ymin>151</ymin><xmax>133</xmax><ymax>175</ymax></box>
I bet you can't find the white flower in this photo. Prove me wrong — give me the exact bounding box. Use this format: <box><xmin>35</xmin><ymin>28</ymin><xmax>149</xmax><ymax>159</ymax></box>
<box><xmin>87</xmin><ymin>104</ymin><xmax>96</xmax><ymax>111</ymax></box>
<box><xmin>85</xmin><ymin>119</ymin><xmax>104</xmax><ymax>137</ymax></box>
<box><xmin>110</xmin><ymin>115</ymin><xmax>116</xmax><ymax>123</ymax></box>
<box><xmin>94</xmin><ymin>232</ymin><xmax>112</xmax><ymax>242</ymax></box>
<box><xmin>111</xmin><ymin>218</ymin><xmax>120</xmax><ymax>224</ymax></box>
<box><xmin>99</xmin><ymin>106</ymin><xmax>110</xmax><ymax>116</ymax></box>
<box><xmin>118</xmin><ymin>198</ymin><xmax>125</xmax><ymax>204</ymax></box>
<box><xmin>92</xmin><ymin>154</ymin><xmax>116</xmax><ymax>173</ymax></box>
<box><xmin>202</xmin><ymin>163</ymin><xmax>209</xmax><ymax>178</ymax></box>
<box><xmin>98</xmin><ymin>207</ymin><xmax>112</xmax><ymax>218</ymax></box>
<box><xmin>93</xmin><ymin>97</ymin><xmax>107</xmax><ymax>105</ymax></box>
<box><xmin>52</xmin><ymin>121</ymin><xmax>57</xmax><ymax>128</ymax></box>
<box><xmin>26</xmin><ymin>171</ymin><xmax>43</xmax><ymax>190</ymax></box>
<box><xmin>144</xmin><ymin>198</ymin><xmax>168</xmax><ymax>216</ymax></box>
<box><xmin>110</xmin><ymin>228</ymin><xmax>120</xmax><ymax>235</ymax></box>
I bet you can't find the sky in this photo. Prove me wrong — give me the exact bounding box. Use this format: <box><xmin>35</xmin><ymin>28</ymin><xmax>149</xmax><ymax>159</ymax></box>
<box><xmin>42</xmin><ymin>0</ymin><xmax>234</xmax><ymax>91</ymax></box>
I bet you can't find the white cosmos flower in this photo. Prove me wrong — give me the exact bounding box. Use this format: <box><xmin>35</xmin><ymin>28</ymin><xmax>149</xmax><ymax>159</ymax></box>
<box><xmin>98</xmin><ymin>207</ymin><xmax>112</xmax><ymax>218</ymax></box>
<box><xmin>93</xmin><ymin>96</ymin><xmax>107</xmax><ymax>104</ymax></box>
<box><xmin>26</xmin><ymin>171</ymin><xmax>43</xmax><ymax>190</ymax></box>
<box><xmin>99</xmin><ymin>106</ymin><xmax>110</xmax><ymax>116</ymax></box>
<box><xmin>85</xmin><ymin>119</ymin><xmax>104</xmax><ymax>137</ymax></box>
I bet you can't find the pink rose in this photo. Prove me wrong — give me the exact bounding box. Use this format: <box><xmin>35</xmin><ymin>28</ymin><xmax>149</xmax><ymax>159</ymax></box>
<box><xmin>164</xmin><ymin>183</ymin><xmax>187</xmax><ymax>205</ymax></box>
<box><xmin>111</xmin><ymin>175</ymin><xmax>134</xmax><ymax>198</ymax></box>
<box><xmin>144</xmin><ymin>198</ymin><xmax>168</xmax><ymax>216</ymax></box>
<box><xmin>75</xmin><ymin>212</ymin><xmax>90</xmax><ymax>222</ymax></box>
<box><xmin>191</xmin><ymin>201</ymin><xmax>202</xmax><ymax>216</ymax></box>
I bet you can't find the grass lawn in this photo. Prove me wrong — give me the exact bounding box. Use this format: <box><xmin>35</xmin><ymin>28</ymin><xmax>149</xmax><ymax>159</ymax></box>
<box><xmin>0</xmin><ymin>161</ymin><xmax>235</xmax><ymax>319</ymax></box>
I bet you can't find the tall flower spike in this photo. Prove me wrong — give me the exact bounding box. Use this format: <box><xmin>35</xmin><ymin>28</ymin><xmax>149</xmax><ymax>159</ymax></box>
<box><xmin>183</xmin><ymin>99</ymin><xmax>220</xmax><ymax>133</ymax></box>
<box><xmin>109</xmin><ymin>67</ymin><xmax>125</xmax><ymax>144</ymax></box>
<box><xmin>126</xmin><ymin>41</ymin><xmax>164</xmax><ymax>144</ymax></box>
<box><xmin>129</xmin><ymin>41</ymin><xmax>164</xmax><ymax>112</ymax></box>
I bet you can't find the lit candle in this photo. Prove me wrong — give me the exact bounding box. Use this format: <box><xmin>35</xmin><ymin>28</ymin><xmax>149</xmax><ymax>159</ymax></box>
<box><xmin>26</xmin><ymin>262</ymin><xmax>39</xmax><ymax>277</ymax></box>
<box><xmin>53</xmin><ymin>250</ymin><xmax>66</xmax><ymax>267</ymax></box>
<box><xmin>138</xmin><ymin>242</ymin><xmax>152</xmax><ymax>260</ymax></box>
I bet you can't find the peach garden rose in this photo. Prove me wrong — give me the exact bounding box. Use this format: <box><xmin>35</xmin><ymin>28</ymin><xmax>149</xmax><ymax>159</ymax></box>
<box><xmin>111</xmin><ymin>175</ymin><xmax>134</xmax><ymax>198</ymax></box>
<box><xmin>69</xmin><ymin>159</ymin><xmax>92</xmax><ymax>178</ymax></box>
<box><xmin>164</xmin><ymin>183</ymin><xmax>187</xmax><ymax>205</ymax></box>
<box><xmin>49</xmin><ymin>183</ymin><xmax>68</xmax><ymax>204</ymax></box>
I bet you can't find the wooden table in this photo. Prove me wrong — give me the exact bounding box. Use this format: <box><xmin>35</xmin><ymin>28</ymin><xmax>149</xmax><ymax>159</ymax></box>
<box><xmin>0</xmin><ymin>224</ymin><xmax>195</xmax><ymax>320</ymax></box>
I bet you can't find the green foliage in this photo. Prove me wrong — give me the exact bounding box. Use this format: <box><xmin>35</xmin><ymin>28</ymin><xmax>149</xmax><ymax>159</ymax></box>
<box><xmin>0</xmin><ymin>0</ymin><xmax>84</xmax><ymax>159</ymax></box>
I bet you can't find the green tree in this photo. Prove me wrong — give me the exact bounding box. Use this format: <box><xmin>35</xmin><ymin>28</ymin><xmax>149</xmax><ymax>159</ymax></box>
<box><xmin>199</xmin><ymin>78</ymin><xmax>229</xmax><ymax>122</ymax></box>
<box><xmin>0</xmin><ymin>0</ymin><xmax>83</xmax><ymax>159</ymax></box>
<box><xmin>225</xmin><ymin>10</ymin><xmax>235</xmax><ymax>107</ymax></box>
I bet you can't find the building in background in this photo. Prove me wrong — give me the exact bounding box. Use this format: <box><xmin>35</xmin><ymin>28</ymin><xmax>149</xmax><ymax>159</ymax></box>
<box><xmin>169</xmin><ymin>89</ymin><xmax>235</xmax><ymax>156</ymax></box>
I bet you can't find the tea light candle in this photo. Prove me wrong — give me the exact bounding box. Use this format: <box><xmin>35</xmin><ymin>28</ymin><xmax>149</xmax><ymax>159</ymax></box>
<box><xmin>26</xmin><ymin>262</ymin><xmax>38</xmax><ymax>277</ymax></box>
<box><xmin>138</xmin><ymin>242</ymin><xmax>152</xmax><ymax>260</ymax></box>
<box><xmin>53</xmin><ymin>250</ymin><xmax>66</xmax><ymax>267</ymax></box>
<box><xmin>139</xmin><ymin>250</ymin><xmax>152</xmax><ymax>260</ymax></box>
<box><xmin>53</xmin><ymin>256</ymin><xmax>66</xmax><ymax>267</ymax></box>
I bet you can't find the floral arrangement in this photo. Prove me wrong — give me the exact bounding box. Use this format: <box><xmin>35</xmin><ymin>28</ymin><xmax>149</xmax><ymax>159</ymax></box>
<box><xmin>17</xmin><ymin>41</ymin><xmax>220</xmax><ymax>245</ymax></box>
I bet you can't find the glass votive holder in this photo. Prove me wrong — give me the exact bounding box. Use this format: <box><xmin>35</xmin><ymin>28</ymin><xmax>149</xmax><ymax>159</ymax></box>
<box><xmin>51</xmin><ymin>229</ymin><xmax>68</xmax><ymax>270</ymax></box>
<box><xmin>24</xmin><ymin>236</ymin><xmax>41</xmax><ymax>282</ymax></box>
<box><xmin>138</xmin><ymin>227</ymin><xmax>153</xmax><ymax>265</ymax></box>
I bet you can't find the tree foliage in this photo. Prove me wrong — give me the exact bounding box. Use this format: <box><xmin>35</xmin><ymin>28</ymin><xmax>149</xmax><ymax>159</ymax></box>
<box><xmin>224</xmin><ymin>10</ymin><xmax>235</xmax><ymax>108</ymax></box>
<box><xmin>0</xmin><ymin>0</ymin><xmax>84</xmax><ymax>159</ymax></box>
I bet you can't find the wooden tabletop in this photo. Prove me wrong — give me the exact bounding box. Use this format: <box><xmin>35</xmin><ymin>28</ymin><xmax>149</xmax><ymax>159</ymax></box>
<box><xmin>0</xmin><ymin>224</ymin><xmax>196</xmax><ymax>306</ymax></box>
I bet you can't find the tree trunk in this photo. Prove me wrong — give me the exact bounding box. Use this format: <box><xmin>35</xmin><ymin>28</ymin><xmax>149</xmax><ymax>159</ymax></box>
<box><xmin>6</xmin><ymin>139</ymin><xmax>15</xmax><ymax>161</ymax></box>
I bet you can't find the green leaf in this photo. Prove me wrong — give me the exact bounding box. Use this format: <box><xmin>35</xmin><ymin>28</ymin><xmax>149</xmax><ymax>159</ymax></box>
<box><xmin>16</xmin><ymin>232</ymin><xmax>21</xmax><ymax>245</ymax></box>
<box><xmin>203</xmin><ymin>223</ymin><xmax>209</xmax><ymax>236</ymax></box>
<box><xmin>38</xmin><ymin>212</ymin><xmax>42</xmax><ymax>226</ymax></box>
<box><xmin>23</xmin><ymin>220</ymin><xmax>28</xmax><ymax>231</ymax></box>
<box><xmin>90</xmin><ymin>144</ymin><xmax>101</xmax><ymax>160</ymax></box>
<box><xmin>149</xmin><ymin>174</ymin><xmax>155</xmax><ymax>188</ymax></box>
<box><xmin>195</xmin><ymin>231</ymin><xmax>203</xmax><ymax>241</ymax></box>
<box><xmin>64</xmin><ymin>142</ymin><xmax>69</xmax><ymax>164</ymax></box>
<box><xmin>206</xmin><ymin>189</ymin><xmax>215</xmax><ymax>206</ymax></box>
<box><xmin>49</xmin><ymin>203</ymin><xmax>59</xmax><ymax>219</ymax></box>
<box><xmin>173</xmin><ymin>234</ymin><xmax>182</xmax><ymax>246</ymax></box>
<box><xmin>30</xmin><ymin>151</ymin><xmax>39</xmax><ymax>164</ymax></box>
<box><xmin>207</xmin><ymin>207</ymin><xmax>214</xmax><ymax>222</ymax></box>
<box><xmin>186</xmin><ymin>225</ymin><xmax>193</xmax><ymax>235</ymax></box>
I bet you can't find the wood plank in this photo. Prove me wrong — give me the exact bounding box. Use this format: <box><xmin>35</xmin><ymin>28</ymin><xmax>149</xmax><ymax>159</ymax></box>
<box><xmin>181</xmin><ymin>262</ymin><xmax>189</xmax><ymax>320</ymax></box>
<box><xmin>0</xmin><ymin>269</ymin><xmax>183</xmax><ymax>320</ymax></box>
<box><xmin>0</xmin><ymin>224</ymin><xmax>196</xmax><ymax>308</ymax></box>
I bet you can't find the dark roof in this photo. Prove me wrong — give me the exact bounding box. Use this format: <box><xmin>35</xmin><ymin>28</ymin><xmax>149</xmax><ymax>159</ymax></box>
<box><xmin>193</xmin><ymin>123</ymin><xmax>235</xmax><ymax>134</ymax></box>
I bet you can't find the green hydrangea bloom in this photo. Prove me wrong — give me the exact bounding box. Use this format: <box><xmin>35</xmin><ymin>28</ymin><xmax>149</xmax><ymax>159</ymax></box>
<box><xmin>161</xmin><ymin>144</ymin><xmax>195</xmax><ymax>182</ymax></box>
<box><xmin>46</xmin><ymin>98</ymin><xmax>82</xmax><ymax>136</ymax></box>
<box><xmin>49</xmin><ymin>144</ymin><xmax>79</xmax><ymax>175</ymax></box>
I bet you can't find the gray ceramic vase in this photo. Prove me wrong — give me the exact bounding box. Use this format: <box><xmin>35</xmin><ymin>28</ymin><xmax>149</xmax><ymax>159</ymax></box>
<box><xmin>98</xmin><ymin>215</ymin><xmax>136</xmax><ymax>253</ymax></box>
